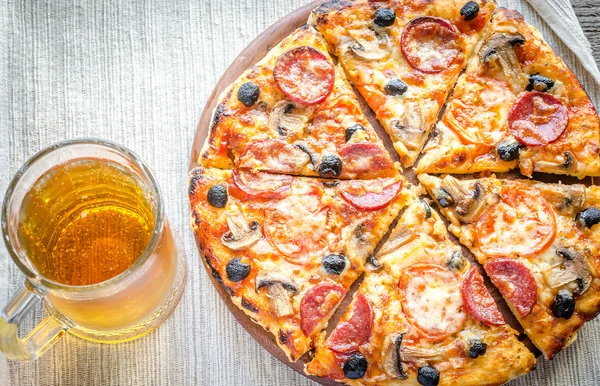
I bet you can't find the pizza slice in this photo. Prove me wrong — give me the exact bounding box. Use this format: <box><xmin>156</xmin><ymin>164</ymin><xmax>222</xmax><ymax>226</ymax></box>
<box><xmin>188</xmin><ymin>167</ymin><xmax>410</xmax><ymax>361</ymax></box>
<box><xmin>416</xmin><ymin>8</ymin><xmax>600</xmax><ymax>178</ymax></box>
<box><xmin>310</xmin><ymin>0</ymin><xmax>496</xmax><ymax>167</ymax></box>
<box><xmin>306</xmin><ymin>192</ymin><xmax>535</xmax><ymax>384</ymax></box>
<box><xmin>419</xmin><ymin>173</ymin><xmax>600</xmax><ymax>359</ymax></box>
<box><xmin>199</xmin><ymin>25</ymin><xmax>398</xmax><ymax>180</ymax></box>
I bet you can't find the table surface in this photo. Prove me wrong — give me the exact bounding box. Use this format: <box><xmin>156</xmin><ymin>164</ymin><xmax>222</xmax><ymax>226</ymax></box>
<box><xmin>1</xmin><ymin>1</ymin><xmax>599</xmax><ymax>385</ymax></box>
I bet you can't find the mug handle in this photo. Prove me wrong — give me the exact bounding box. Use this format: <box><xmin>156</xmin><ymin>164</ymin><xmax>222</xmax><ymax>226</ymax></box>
<box><xmin>0</xmin><ymin>283</ymin><xmax>69</xmax><ymax>360</ymax></box>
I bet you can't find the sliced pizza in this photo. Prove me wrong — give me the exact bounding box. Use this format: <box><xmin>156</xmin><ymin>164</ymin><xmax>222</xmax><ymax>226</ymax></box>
<box><xmin>188</xmin><ymin>167</ymin><xmax>410</xmax><ymax>361</ymax></box>
<box><xmin>416</xmin><ymin>8</ymin><xmax>600</xmax><ymax>178</ymax></box>
<box><xmin>310</xmin><ymin>0</ymin><xmax>496</xmax><ymax>167</ymax></box>
<box><xmin>419</xmin><ymin>173</ymin><xmax>600</xmax><ymax>359</ymax></box>
<box><xmin>199</xmin><ymin>25</ymin><xmax>398</xmax><ymax>180</ymax></box>
<box><xmin>306</xmin><ymin>192</ymin><xmax>535</xmax><ymax>384</ymax></box>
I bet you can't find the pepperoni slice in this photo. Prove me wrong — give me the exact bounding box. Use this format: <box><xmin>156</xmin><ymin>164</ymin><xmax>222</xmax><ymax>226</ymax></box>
<box><xmin>273</xmin><ymin>46</ymin><xmax>335</xmax><ymax>105</ymax></box>
<box><xmin>237</xmin><ymin>139</ymin><xmax>310</xmax><ymax>173</ymax></box>
<box><xmin>399</xmin><ymin>264</ymin><xmax>467</xmax><ymax>340</ymax></box>
<box><xmin>300</xmin><ymin>283</ymin><xmax>347</xmax><ymax>336</ymax></box>
<box><xmin>264</xmin><ymin>188</ymin><xmax>332</xmax><ymax>264</ymax></box>
<box><xmin>327</xmin><ymin>293</ymin><xmax>373</xmax><ymax>353</ymax></box>
<box><xmin>443</xmin><ymin>74</ymin><xmax>514</xmax><ymax>146</ymax></box>
<box><xmin>475</xmin><ymin>184</ymin><xmax>556</xmax><ymax>257</ymax></box>
<box><xmin>232</xmin><ymin>169</ymin><xmax>292</xmax><ymax>199</ymax></box>
<box><xmin>508</xmin><ymin>91</ymin><xmax>568</xmax><ymax>146</ymax></box>
<box><xmin>339</xmin><ymin>178</ymin><xmax>401</xmax><ymax>211</ymax></box>
<box><xmin>461</xmin><ymin>268</ymin><xmax>505</xmax><ymax>326</ymax></box>
<box><xmin>484</xmin><ymin>259</ymin><xmax>537</xmax><ymax>317</ymax></box>
<box><xmin>338</xmin><ymin>143</ymin><xmax>395</xmax><ymax>178</ymax></box>
<box><xmin>401</xmin><ymin>17</ymin><xmax>461</xmax><ymax>74</ymax></box>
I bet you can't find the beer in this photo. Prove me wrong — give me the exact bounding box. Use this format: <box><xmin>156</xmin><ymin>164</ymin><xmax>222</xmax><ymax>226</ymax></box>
<box><xmin>17</xmin><ymin>158</ymin><xmax>154</xmax><ymax>286</ymax></box>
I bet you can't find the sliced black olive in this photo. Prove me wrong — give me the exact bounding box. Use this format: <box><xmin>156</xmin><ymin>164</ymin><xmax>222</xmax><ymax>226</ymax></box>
<box><xmin>226</xmin><ymin>257</ymin><xmax>251</xmax><ymax>282</ymax></box>
<box><xmin>576</xmin><ymin>207</ymin><xmax>600</xmax><ymax>229</ymax></box>
<box><xmin>237</xmin><ymin>82</ymin><xmax>260</xmax><ymax>107</ymax></box>
<box><xmin>417</xmin><ymin>365</ymin><xmax>440</xmax><ymax>386</ymax></box>
<box><xmin>207</xmin><ymin>185</ymin><xmax>228</xmax><ymax>208</ymax></box>
<box><xmin>437</xmin><ymin>188</ymin><xmax>453</xmax><ymax>208</ymax></box>
<box><xmin>551</xmin><ymin>290</ymin><xmax>575</xmax><ymax>319</ymax></box>
<box><xmin>343</xmin><ymin>352</ymin><xmax>368</xmax><ymax>379</ymax></box>
<box><xmin>446</xmin><ymin>251</ymin><xmax>465</xmax><ymax>271</ymax></box>
<box><xmin>460</xmin><ymin>1</ymin><xmax>480</xmax><ymax>21</ymax></box>
<box><xmin>374</xmin><ymin>7</ymin><xmax>396</xmax><ymax>27</ymax></box>
<box><xmin>527</xmin><ymin>74</ymin><xmax>555</xmax><ymax>92</ymax></box>
<box><xmin>385</xmin><ymin>79</ymin><xmax>408</xmax><ymax>96</ymax></box>
<box><xmin>467</xmin><ymin>339</ymin><xmax>487</xmax><ymax>358</ymax></box>
<box><xmin>421</xmin><ymin>199</ymin><xmax>432</xmax><ymax>219</ymax></box>
<box><xmin>318</xmin><ymin>154</ymin><xmax>343</xmax><ymax>177</ymax></box>
<box><xmin>496</xmin><ymin>140</ymin><xmax>523</xmax><ymax>162</ymax></box>
<box><xmin>322</xmin><ymin>253</ymin><xmax>348</xmax><ymax>275</ymax></box>
<box><xmin>346</xmin><ymin>124</ymin><xmax>365</xmax><ymax>142</ymax></box>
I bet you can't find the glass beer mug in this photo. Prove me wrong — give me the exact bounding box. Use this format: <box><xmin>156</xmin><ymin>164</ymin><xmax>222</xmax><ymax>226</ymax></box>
<box><xmin>0</xmin><ymin>139</ymin><xmax>187</xmax><ymax>360</ymax></box>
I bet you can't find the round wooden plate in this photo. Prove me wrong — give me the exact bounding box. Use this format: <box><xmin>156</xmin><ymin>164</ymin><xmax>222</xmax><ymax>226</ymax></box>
<box><xmin>189</xmin><ymin>1</ymin><xmax>593</xmax><ymax>383</ymax></box>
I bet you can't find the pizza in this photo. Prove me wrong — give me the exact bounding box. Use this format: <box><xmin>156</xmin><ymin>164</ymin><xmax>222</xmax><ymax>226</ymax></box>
<box><xmin>306</xmin><ymin>192</ymin><xmax>536</xmax><ymax>384</ymax></box>
<box><xmin>188</xmin><ymin>167</ymin><xmax>409</xmax><ymax>361</ymax></box>
<box><xmin>199</xmin><ymin>25</ymin><xmax>399</xmax><ymax>180</ymax></box>
<box><xmin>309</xmin><ymin>0</ymin><xmax>496</xmax><ymax>167</ymax></box>
<box><xmin>416</xmin><ymin>8</ymin><xmax>600</xmax><ymax>178</ymax></box>
<box><xmin>190</xmin><ymin>0</ymin><xmax>600</xmax><ymax>383</ymax></box>
<box><xmin>419</xmin><ymin>174</ymin><xmax>600</xmax><ymax>359</ymax></box>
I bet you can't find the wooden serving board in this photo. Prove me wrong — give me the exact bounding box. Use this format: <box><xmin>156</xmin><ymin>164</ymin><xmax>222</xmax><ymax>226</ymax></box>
<box><xmin>189</xmin><ymin>1</ymin><xmax>595</xmax><ymax>383</ymax></box>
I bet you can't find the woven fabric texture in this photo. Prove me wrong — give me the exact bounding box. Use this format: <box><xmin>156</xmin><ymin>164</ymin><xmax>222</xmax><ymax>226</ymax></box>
<box><xmin>1</xmin><ymin>0</ymin><xmax>599</xmax><ymax>385</ymax></box>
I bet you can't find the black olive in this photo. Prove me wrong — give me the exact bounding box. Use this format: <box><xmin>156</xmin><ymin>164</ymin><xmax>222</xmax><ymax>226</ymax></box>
<box><xmin>322</xmin><ymin>253</ymin><xmax>348</xmax><ymax>275</ymax></box>
<box><xmin>467</xmin><ymin>339</ymin><xmax>487</xmax><ymax>358</ymax></box>
<box><xmin>226</xmin><ymin>257</ymin><xmax>251</xmax><ymax>282</ymax></box>
<box><xmin>318</xmin><ymin>154</ymin><xmax>343</xmax><ymax>177</ymax></box>
<box><xmin>385</xmin><ymin>79</ymin><xmax>408</xmax><ymax>96</ymax></box>
<box><xmin>417</xmin><ymin>365</ymin><xmax>440</xmax><ymax>386</ymax></box>
<box><xmin>422</xmin><ymin>199</ymin><xmax>432</xmax><ymax>219</ymax></box>
<box><xmin>460</xmin><ymin>1</ymin><xmax>480</xmax><ymax>21</ymax></box>
<box><xmin>576</xmin><ymin>207</ymin><xmax>600</xmax><ymax>229</ymax></box>
<box><xmin>437</xmin><ymin>189</ymin><xmax>453</xmax><ymax>208</ymax></box>
<box><xmin>374</xmin><ymin>7</ymin><xmax>396</xmax><ymax>27</ymax></box>
<box><xmin>207</xmin><ymin>185</ymin><xmax>228</xmax><ymax>208</ymax></box>
<box><xmin>496</xmin><ymin>140</ymin><xmax>523</xmax><ymax>162</ymax></box>
<box><xmin>343</xmin><ymin>352</ymin><xmax>368</xmax><ymax>379</ymax></box>
<box><xmin>446</xmin><ymin>251</ymin><xmax>465</xmax><ymax>270</ymax></box>
<box><xmin>237</xmin><ymin>82</ymin><xmax>260</xmax><ymax>107</ymax></box>
<box><xmin>551</xmin><ymin>290</ymin><xmax>575</xmax><ymax>319</ymax></box>
<box><xmin>527</xmin><ymin>74</ymin><xmax>555</xmax><ymax>92</ymax></box>
<box><xmin>345</xmin><ymin>124</ymin><xmax>365</xmax><ymax>142</ymax></box>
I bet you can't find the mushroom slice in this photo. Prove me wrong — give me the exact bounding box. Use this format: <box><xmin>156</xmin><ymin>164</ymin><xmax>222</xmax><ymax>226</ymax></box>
<box><xmin>530</xmin><ymin>153</ymin><xmax>578</xmax><ymax>175</ymax></box>
<box><xmin>293</xmin><ymin>141</ymin><xmax>318</xmax><ymax>170</ymax></box>
<box><xmin>377</xmin><ymin>226</ymin><xmax>416</xmax><ymax>257</ymax></box>
<box><xmin>544</xmin><ymin>247</ymin><xmax>592</xmax><ymax>295</ymax></box>
<box><xmin>535</xmin><ymin>183</ymin><xmax>586</xmax><ymax>216</ymax></box>
<box><xmin>382</xmin><ymin>333</ymin><xmax>408</xmax><ymax>380</ymax></box>
<box><xmin>268</xmin><ymin>100</ymin><xmax>307</xmax><ymax>139</ymax></box>
<box><xmin>255</xmin><ymin>271</ymin><xmax>299</xmax><ymax>318</ymax></box>
<box><xmin>221</xmin><ymin>211</ymin><xmax>262</xmax><ymax>251</ymax></box>
<box><xmin>401</xmin><ymin>345</ymin><xmax>444</xmax><ymax>363</ymax></box>
<box><xmin>440</xmin><ymin>176</ymin><xmax>496</xmax><ymax>223</ymax></box>
<box><xmin>349</xmin><ymin>225</ymin><xmax>376</xmax><ymax>263</ymax></box>
<box><xmin>390</xmin><ymin>101</ymin><xmax>425</xmax><ymax>151</ymax></box>
<box><xmin>347</xmin><ymin>34</ymin><xmax>389</xmax><ymax>61</ymax></box>
<box><xmin>479</xmin><ymin>32</ymin><xmax>528</xmax><ymax>92</ymax></box>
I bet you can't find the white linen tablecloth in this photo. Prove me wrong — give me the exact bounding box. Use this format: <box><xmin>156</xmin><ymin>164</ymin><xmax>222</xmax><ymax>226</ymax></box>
<box><xmin>1</xmin><ymin>1</ymin><xmax>599</xmax><ymax>385</ymax></box>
